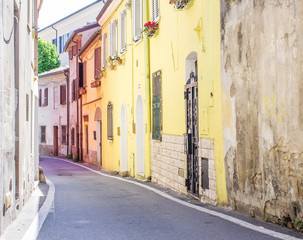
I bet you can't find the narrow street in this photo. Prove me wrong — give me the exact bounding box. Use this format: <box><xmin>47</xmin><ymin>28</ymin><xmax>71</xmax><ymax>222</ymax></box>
<box><xmin>37</xmin><ymin>156</ymin><xmax>290</xmax><ymax>240</ymax></box>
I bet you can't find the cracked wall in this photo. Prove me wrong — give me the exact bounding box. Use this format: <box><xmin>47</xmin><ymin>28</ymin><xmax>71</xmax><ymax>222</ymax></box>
<box><xmin>221</xmin><ymin>0</ymin><xmax>303</xmax><ymax>222</ymax></box>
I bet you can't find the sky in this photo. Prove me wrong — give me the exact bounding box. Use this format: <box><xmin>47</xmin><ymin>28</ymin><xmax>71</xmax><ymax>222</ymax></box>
<box><xmin>39</xmin><ymin>0</ymin><xmax>97</xmax><ymax>29</ymax></box>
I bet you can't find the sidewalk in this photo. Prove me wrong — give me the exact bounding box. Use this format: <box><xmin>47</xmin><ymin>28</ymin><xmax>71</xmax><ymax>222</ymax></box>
<box><xmin>0</xmin><ymin>181</ymin><xmax>50</xmax><ymax>240</ymax></box>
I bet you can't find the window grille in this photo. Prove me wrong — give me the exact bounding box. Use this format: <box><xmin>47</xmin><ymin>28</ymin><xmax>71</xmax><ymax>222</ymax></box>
<box><xmin>132</xmin><ymin>0</ymin><xmax>142</xmax><ymax>41</ymax></box>
<box><xmin>109</xmin><ymin>20</ymin><xmax>118</xmax><ymax>58</ymax></box>
<box><xmin>152</xmin><ymin>0</ymin><xmax>160</xmax><ymax>22</ymax></box>
<box><xmin>41</xmin><ymin>126</ymin><xmax>46</xmax><ymax>143</ymax></box>
<box><xmin>61</xmin><ymin>125</ymin><xmax>67</xmax><ymax>144</ymax></box>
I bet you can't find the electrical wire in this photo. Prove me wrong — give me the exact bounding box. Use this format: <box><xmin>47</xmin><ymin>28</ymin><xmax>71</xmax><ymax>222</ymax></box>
<box><xmin>2</xmin><ymin>0</ymin><xmax>18</xmax><ymax>44</ymax></box>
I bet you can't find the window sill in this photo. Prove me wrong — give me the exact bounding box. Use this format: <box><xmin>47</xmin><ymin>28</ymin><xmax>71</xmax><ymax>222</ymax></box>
<box><xmin>134</xmin><ymin>38</ymin><xmax>142</xmax><ymax>46</ymax></box>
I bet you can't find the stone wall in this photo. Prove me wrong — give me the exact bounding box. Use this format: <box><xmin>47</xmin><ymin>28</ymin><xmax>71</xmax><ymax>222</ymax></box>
<box><xmin>151</xmin><ymin>135</ymin><xmax>217</xmax><ymax>204</ymax></box>
<box><xmin>221</xmin><ymin>0</ymin><xmax>303</xmax><ymax>222</ymax></box>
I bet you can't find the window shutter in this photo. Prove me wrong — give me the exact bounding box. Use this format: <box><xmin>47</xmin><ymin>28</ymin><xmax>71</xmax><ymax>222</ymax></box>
<box><xmin>44</xmin><ymin>88</ymin><xmax>48</xmax><ymax>106</ymax></box>
<box><xmin>114</xmin><ymin>21</ymin><xmax>118</xmax><ymax>57</ymax></box>
<box><xmin>69</xmin><ymin>50</ymin><xmax>73</xmax><ymax>60</ymax></box>
<box><xmin>152</xmin><ymin>0</ymin><xmax>160</xmax><ymax>22</ymax></box>
<box><xmin>102</xmin><ymin>34</ymin><xmax>107</xmax><ymax>68</ymax></box>
<box><xmin>60</xmin><ymin>85</ymin><xmax>66</xmax><ymax>105</ymax></box>
<box><xmin>95</xmin><ymin>47</ymin><xmax>101</xmax><ymax>79</ymax></box>
<box><xmin>109</xmin><ymin>22</ymin><xmax>113</xmax><ymax>57</ymax></box>
<box><xmin>107</xmin><ymin>102</ymin><xmax>113</xmax><ymax>140</ymax></box>
<box><xmin>39</xmin><ymin>89</ymin><xmax>42</xmax><ymax>106</ymax></box>
<box><xmin>133</xmin><ymin>0</ymin><xmax>142</xmax><ymax>41</ymax></box>
<box><xmin>120</xmin><ymin>11</ymin><xmax>126</xmax><ymax>53</ymax></box>
<box><xmin>72</xmin><ymin>45</ymin><xmax>77</xmax><ymax>56</ymax></box>
<box><xmin>72</xmin><ymin>80</ymin><xmax>75</xmax><ymax>101</ymax></box>
<box><xmin>110</xmin><ymin>20</ymin><xmax>118</xmax><ymax>57</ymax></box>
<box><xmin>83</xmin><ymin>61</ymin><xmax>87</xmax><ymax>88</ymax></box>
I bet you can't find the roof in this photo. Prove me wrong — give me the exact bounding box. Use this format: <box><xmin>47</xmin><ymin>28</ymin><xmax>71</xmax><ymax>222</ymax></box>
<box><xmin>38</xmin><ymin>66</ymin><xmax>69</xmax><ymax>78</ymax></box>
<box><xmin>38</xmin><ymin>0</ymin><xmax>102</xmax><ymax>32</ymax></box>
<box><xmin>79</xmin><ymin>29</ymin><xmax>101</xmax><ymax>58</ymax></box>
<box><xmin>64</xmin><ymin>23</ymin><xmax>100</xmax><ymax>52</ymax></box>
<box><xmin>96</xmin><ymin>0</ymin><xmax>113</xmax><ymax>22</ymax></box>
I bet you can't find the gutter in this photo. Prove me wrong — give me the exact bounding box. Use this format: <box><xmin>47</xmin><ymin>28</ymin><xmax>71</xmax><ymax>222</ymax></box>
<box><xmin>64</xmin><ymin>70</ymin><xmax>70</xmax><ymax>155</ymax></box>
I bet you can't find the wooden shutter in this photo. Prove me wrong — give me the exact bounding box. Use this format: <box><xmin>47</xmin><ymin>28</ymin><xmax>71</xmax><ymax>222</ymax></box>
<box><xmin>72</xmin><ymin>80</ymin><xmax>75</xmax><ymax>101</ymax></box>
<box><xmin>133</xmin><ymin>0</ymin><xmax>142</xmax><ymax>41</ymax></box>
<box><xmin>102</xmin><ymin>34</ymin><xmax>107</xmax><ymax>68</ymax></box>
<box><xmin>60</xmin><ymin>85</ymin><xmax>66</xmax><ymax>105</ymax></box>
<box><xmin>152</xmin><ymin>0</ymin><xmax>160</xmax><ymax>21</ymax></box>
<box><xmin>120</xmin><ymin>11</ymin><xmax>126</xmax><ymax>53</ymax></box>
<box><xmin>69</xmin><ymin>50</ymin><xmax>73</xmax><ymax>60</ymax></box>
<box><xmin>39</xmin><ymin>89</ymin><xmax>42</xmax><ymax>106</ymax></box>
<box><xmin>44</xmin><ymin>88</ymin><xmax>48</xmax><ymax>106</ymax></box>
<box><xmin>83</xmin><ymin>61</ymin><xmax>87</xmax><ymax>88</ymax></box>
<box><xmin>72</xmin><ymin>45</ymin><xmax>77</xmax><ymax>56</ymax></box>
<box><xmin>94</xmin><ymin>47</ymin><xmax>101</xmax><ymax>79</ymax></box>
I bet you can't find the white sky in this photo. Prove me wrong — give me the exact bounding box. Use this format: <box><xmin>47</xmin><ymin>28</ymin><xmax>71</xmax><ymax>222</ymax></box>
<box><xmin>39</xmin><ymin>0</ymin><xmax>97</xmax><ymax>29</ymax></box>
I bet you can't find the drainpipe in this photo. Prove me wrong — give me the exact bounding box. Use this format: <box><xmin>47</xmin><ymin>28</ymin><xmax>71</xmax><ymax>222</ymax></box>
<box><xmin>51</xmin><ymin>25</ymin><xmax>58</xmax><ymax>49</ymax></box>
<box><xmin>14</xmin><ymin>3</ymin><xmax>21</xmax><ymax>200</ymax></box>
<box><xmin>143</xmin><ymin>0</ymin><xmax>151</xmax><ymax>178</ymax></box>
<box><xmin>79</xmin><ymin>54</ymin><xmax>83</xmax><ymax>162</ymax></box>
<box><xmin>64</xmin><ymin>70</ymin><xmax>70</xmax><ymax>155</ymax></box>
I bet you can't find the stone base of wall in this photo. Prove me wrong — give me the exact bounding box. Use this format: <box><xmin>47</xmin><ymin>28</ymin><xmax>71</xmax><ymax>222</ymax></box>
<box><xmin>151</xmin><ymin>135</ymin><xmax>187</xmax><ymax>194</ymax></box>
<box><xmin>83</xmin><ymin>149</ymin><xmax>98</xmax><ymax>166</ymax></box>
<box><xmin>151</xmin><ymin>135</ymin><xmax>217</xmax><ymax>205</ymax></box>
<box><xmin>39</xmin><ymin>144</ymin><xmax>54</xmax><ymax>156</ymax></box>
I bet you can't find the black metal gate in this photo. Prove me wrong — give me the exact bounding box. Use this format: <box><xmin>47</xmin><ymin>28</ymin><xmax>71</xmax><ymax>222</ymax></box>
<box><xmin>185</xmin><ymin>72</ymin><xmax>199</xmax><ymax>196</ymax></box>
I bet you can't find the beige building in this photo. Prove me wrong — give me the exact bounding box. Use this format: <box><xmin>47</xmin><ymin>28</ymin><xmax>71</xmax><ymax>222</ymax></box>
<box><xmin>38</xmin><ymin>0</ymin><xmax>104</xmax><ymax>66</ymax></box>
<box><xmin>0</xmin><ymin>0</ymin><xmax>42</xmax><ymax>235</ymax></box>
<box><xmin>38</xmin><ymin>66</ymin><xmax>69</xmax><ymax>156</ymax></box>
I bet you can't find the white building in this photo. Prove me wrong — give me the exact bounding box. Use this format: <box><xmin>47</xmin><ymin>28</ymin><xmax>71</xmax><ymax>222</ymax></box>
<box><xmin>38</xmin><ymin>66</ymin><xmax>69</xmax><ymax>156</ymax></box>
<box><xmin>38</xmin><ymin>0</ymin><xmax>104</xmax><ymax>66</ymax></box>
<box><xmin>0</xmin><ymin>0</ymin><xmax>41</xmax><ymax>235</ymax></box>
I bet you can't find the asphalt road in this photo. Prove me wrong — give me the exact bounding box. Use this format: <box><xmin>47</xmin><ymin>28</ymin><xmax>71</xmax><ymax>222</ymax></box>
<box><xmin>37</xmin><ymin>156</ymin><xmax>291</xmax><ymax>240</ymax></box>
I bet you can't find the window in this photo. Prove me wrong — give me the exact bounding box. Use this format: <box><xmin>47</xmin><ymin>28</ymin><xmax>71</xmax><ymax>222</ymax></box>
<box><xmin>40</xmin><ymin>126</ymin><xmax>46</xmax><ymax>143</ymax></box>
<box><xmin>26</xmin><ymin>94</ymin><xmax>29</xmax><ymax>121</ymax></box>
<box><xmin>71</xmin><ymin>128</ymin><xmax>75</xmax><ymax>145</ymax></box>
<box><xmin>152</xmin><ymin>70</ymin><xmax>162</xmax><ymax>140</ymax></box>
<box><xmin>59</xmin><ymin>36</ymin><xmax>63</xmax><ymax>53</ymax></box>
<box><xmin>120</xmin><ymin>11</ymin><xmax>127</xmax><ymax>53</ymax></box>
<box><xmin>61</xmin><ymin>125</ymin><xmax>67</xmax><ymax>144</ymax></box>
<box><xmin>39</xmin><ymin>89</ymin><xmax>42</xmax><ymax>106</ymax></box>
<box><xmin>132</xmin><ymin>0</ymin><xmax>142</xmax><ymax>41</ymax></box>
<box><xmin>52</xmin><ymin>38</ymin><xmax>57</xmax><ymax>47</ymax></box>
<box><xmin>102</xmin><ymin>33</ymin><xmax>107</xmax><ymax>68</ymax></box>
<box><xmin>152</xmin><ymin>0</ymin><xmax>160</xmax><ymax>22</ymax></box>
<box><xmin>27</xmin><ymin>0</ymin><xmax>31</xmax><ymax>26</ymax></box>
<box><xmin>60</xmin><ymin>84</ymin><xmax>66</xmax><ymax>105</ymax></box>
<box><xmin>109</xmin><ymin>20</ymin><xmax>118</xmax><ymax>58</ymax></box>
<box><xmin>107</xmin><ymin>102</ymin><xmax>113</xmax><ymax>141</ymax></box>
<box><xmin>72</xmin><ymin>45</ymin><xmax>77</xmax><ymax>56</ymax></box>
<box><xmin>94</xmin><ymin>47</ymin><xmax>101</xmax><ymax>79</ymax></box>
<box><xmin>44</xmin><ymin>88</ymin><xmax>48</xmax><ymax>106</ymax></box>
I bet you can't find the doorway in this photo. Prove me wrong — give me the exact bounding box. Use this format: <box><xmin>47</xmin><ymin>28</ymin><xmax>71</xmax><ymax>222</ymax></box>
<box><xmin>120</xmin><ymin>104</ymin><xmax>127</xmax><ymax>172</ymax></box>
<box><xmin>95</xmin><ymin>107</ymin><xmax>102</xmax><ymax>166</ymax></box>
<box><xmin>185</xmin><ymin>52</ymin><xmax>199</xmax><ymax>196</ymax></box>
<box><xmin>135</xmin><ymin>95</ymin><xmax>144</xmax><ymax>176</ymax></box>
<box><xmin>53</xmin><ymin>126</ymin><xmax>58</xmax><ymax>156</ymax></box>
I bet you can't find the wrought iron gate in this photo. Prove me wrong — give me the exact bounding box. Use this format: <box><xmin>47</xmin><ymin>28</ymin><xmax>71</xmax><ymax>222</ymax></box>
<box><xmin>185</xmin><ymin>72</ymin><xmax>199</xmax><ymax>196</ymax></box>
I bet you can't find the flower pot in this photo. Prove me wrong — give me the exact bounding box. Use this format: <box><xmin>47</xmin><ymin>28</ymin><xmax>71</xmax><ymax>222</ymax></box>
<box><xmin>147</xmin><ymin>28</ymin><xmax>155</xmax><ymax>37</ymax></box>
<box><xmin>110</xmin><ymin>64</ymin><xmax>115</xmax><ymax>70</ymax></box>
<box><xmin>117</xmin><ymin>60</ymin><xmax>123</xmax><ymax>65</ymax></box>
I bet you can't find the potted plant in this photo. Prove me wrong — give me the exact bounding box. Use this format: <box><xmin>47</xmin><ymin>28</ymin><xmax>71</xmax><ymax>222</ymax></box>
<box><xmin>143</xmin><ymin>21</ymin><xmax>159</xmax><ymax>37</ymax></box>
<box><xmin>116</xmin><ymin>56</ymin><xmax>123</xmax><ymax>65</ymax></box>
<box><xmin>108</xmin><ymin>56</ymin><xmax>116</xmax><ymax>70</ymax></box>
<box><xmin>98</xmin><ymin>69</ymin><xmax>104</xmax><ymax>78</ymax></box>
<box><xmin>169</xmin><ymin>0</ymin><xmax>189</xmax><ymax>9</ymax></box>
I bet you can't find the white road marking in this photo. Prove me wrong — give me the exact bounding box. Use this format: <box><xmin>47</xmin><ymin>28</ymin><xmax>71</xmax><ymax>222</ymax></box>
<box><xmin>21</xmin><ymin>178</ymin><xmax>55</xmax><ymax>240</ymax></box>
<box><xmin>49</xmin><ymin>157</ymin><xmax>301</xmax><ymax>240</ymax></box>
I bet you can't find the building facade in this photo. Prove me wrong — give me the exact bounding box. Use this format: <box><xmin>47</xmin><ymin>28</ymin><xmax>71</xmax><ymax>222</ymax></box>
<box><xmin>38</xmin><ymin>0</ymin><xmax>104</xmax><ymax>66</ymax></box>
<box><xmin>38</xmin><ymin>66</ymin><xmax>69</xmax><ymax>156</ymax></box>
<box><xmin>0</xmin><ymin>0</ymin><xmax>41</xmax><ymax>235</ymax></box>
<box><xmin>221</xmin><ymin>0</ymin><xmax>303</xmax><ymax>222</ymax></box>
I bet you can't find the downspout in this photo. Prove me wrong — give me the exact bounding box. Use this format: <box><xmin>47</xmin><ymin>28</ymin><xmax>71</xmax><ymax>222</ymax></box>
<box><xmin>143</xmin><ymin>0</ymin><xmax>151</xmax><ymax>178</ymax></box>
<box><xmin>51</xmin><ymin>25</ymin><xmax>58</xmax><ymax>49</ymax></box>
<box><xmin>64</xmin><ymin>70</ymin><xmax>70</xmax><ymax>155</ymax></box>
<box><xmin>78</xmin><ymin>54</ymin><xmax>83</xmax><ymax>162</ymax></box>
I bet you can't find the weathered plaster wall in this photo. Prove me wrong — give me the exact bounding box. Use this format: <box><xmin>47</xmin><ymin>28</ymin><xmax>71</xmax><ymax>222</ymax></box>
<box><xmin>221</xmin><ymin>0</ymin><xmax>303</xmax><ymax>222</ymax></box>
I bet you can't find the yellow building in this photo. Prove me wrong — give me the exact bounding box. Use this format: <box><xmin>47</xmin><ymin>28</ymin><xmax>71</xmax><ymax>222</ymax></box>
<box><xmin>93</xmin><ymin>0</ymin><xmax>151</xmax><ymax>178</ymax></box>
<box><xmin>148</xmin><ymin>0</ymin><xmax>228</xmax><ymax>205</ymax></box>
